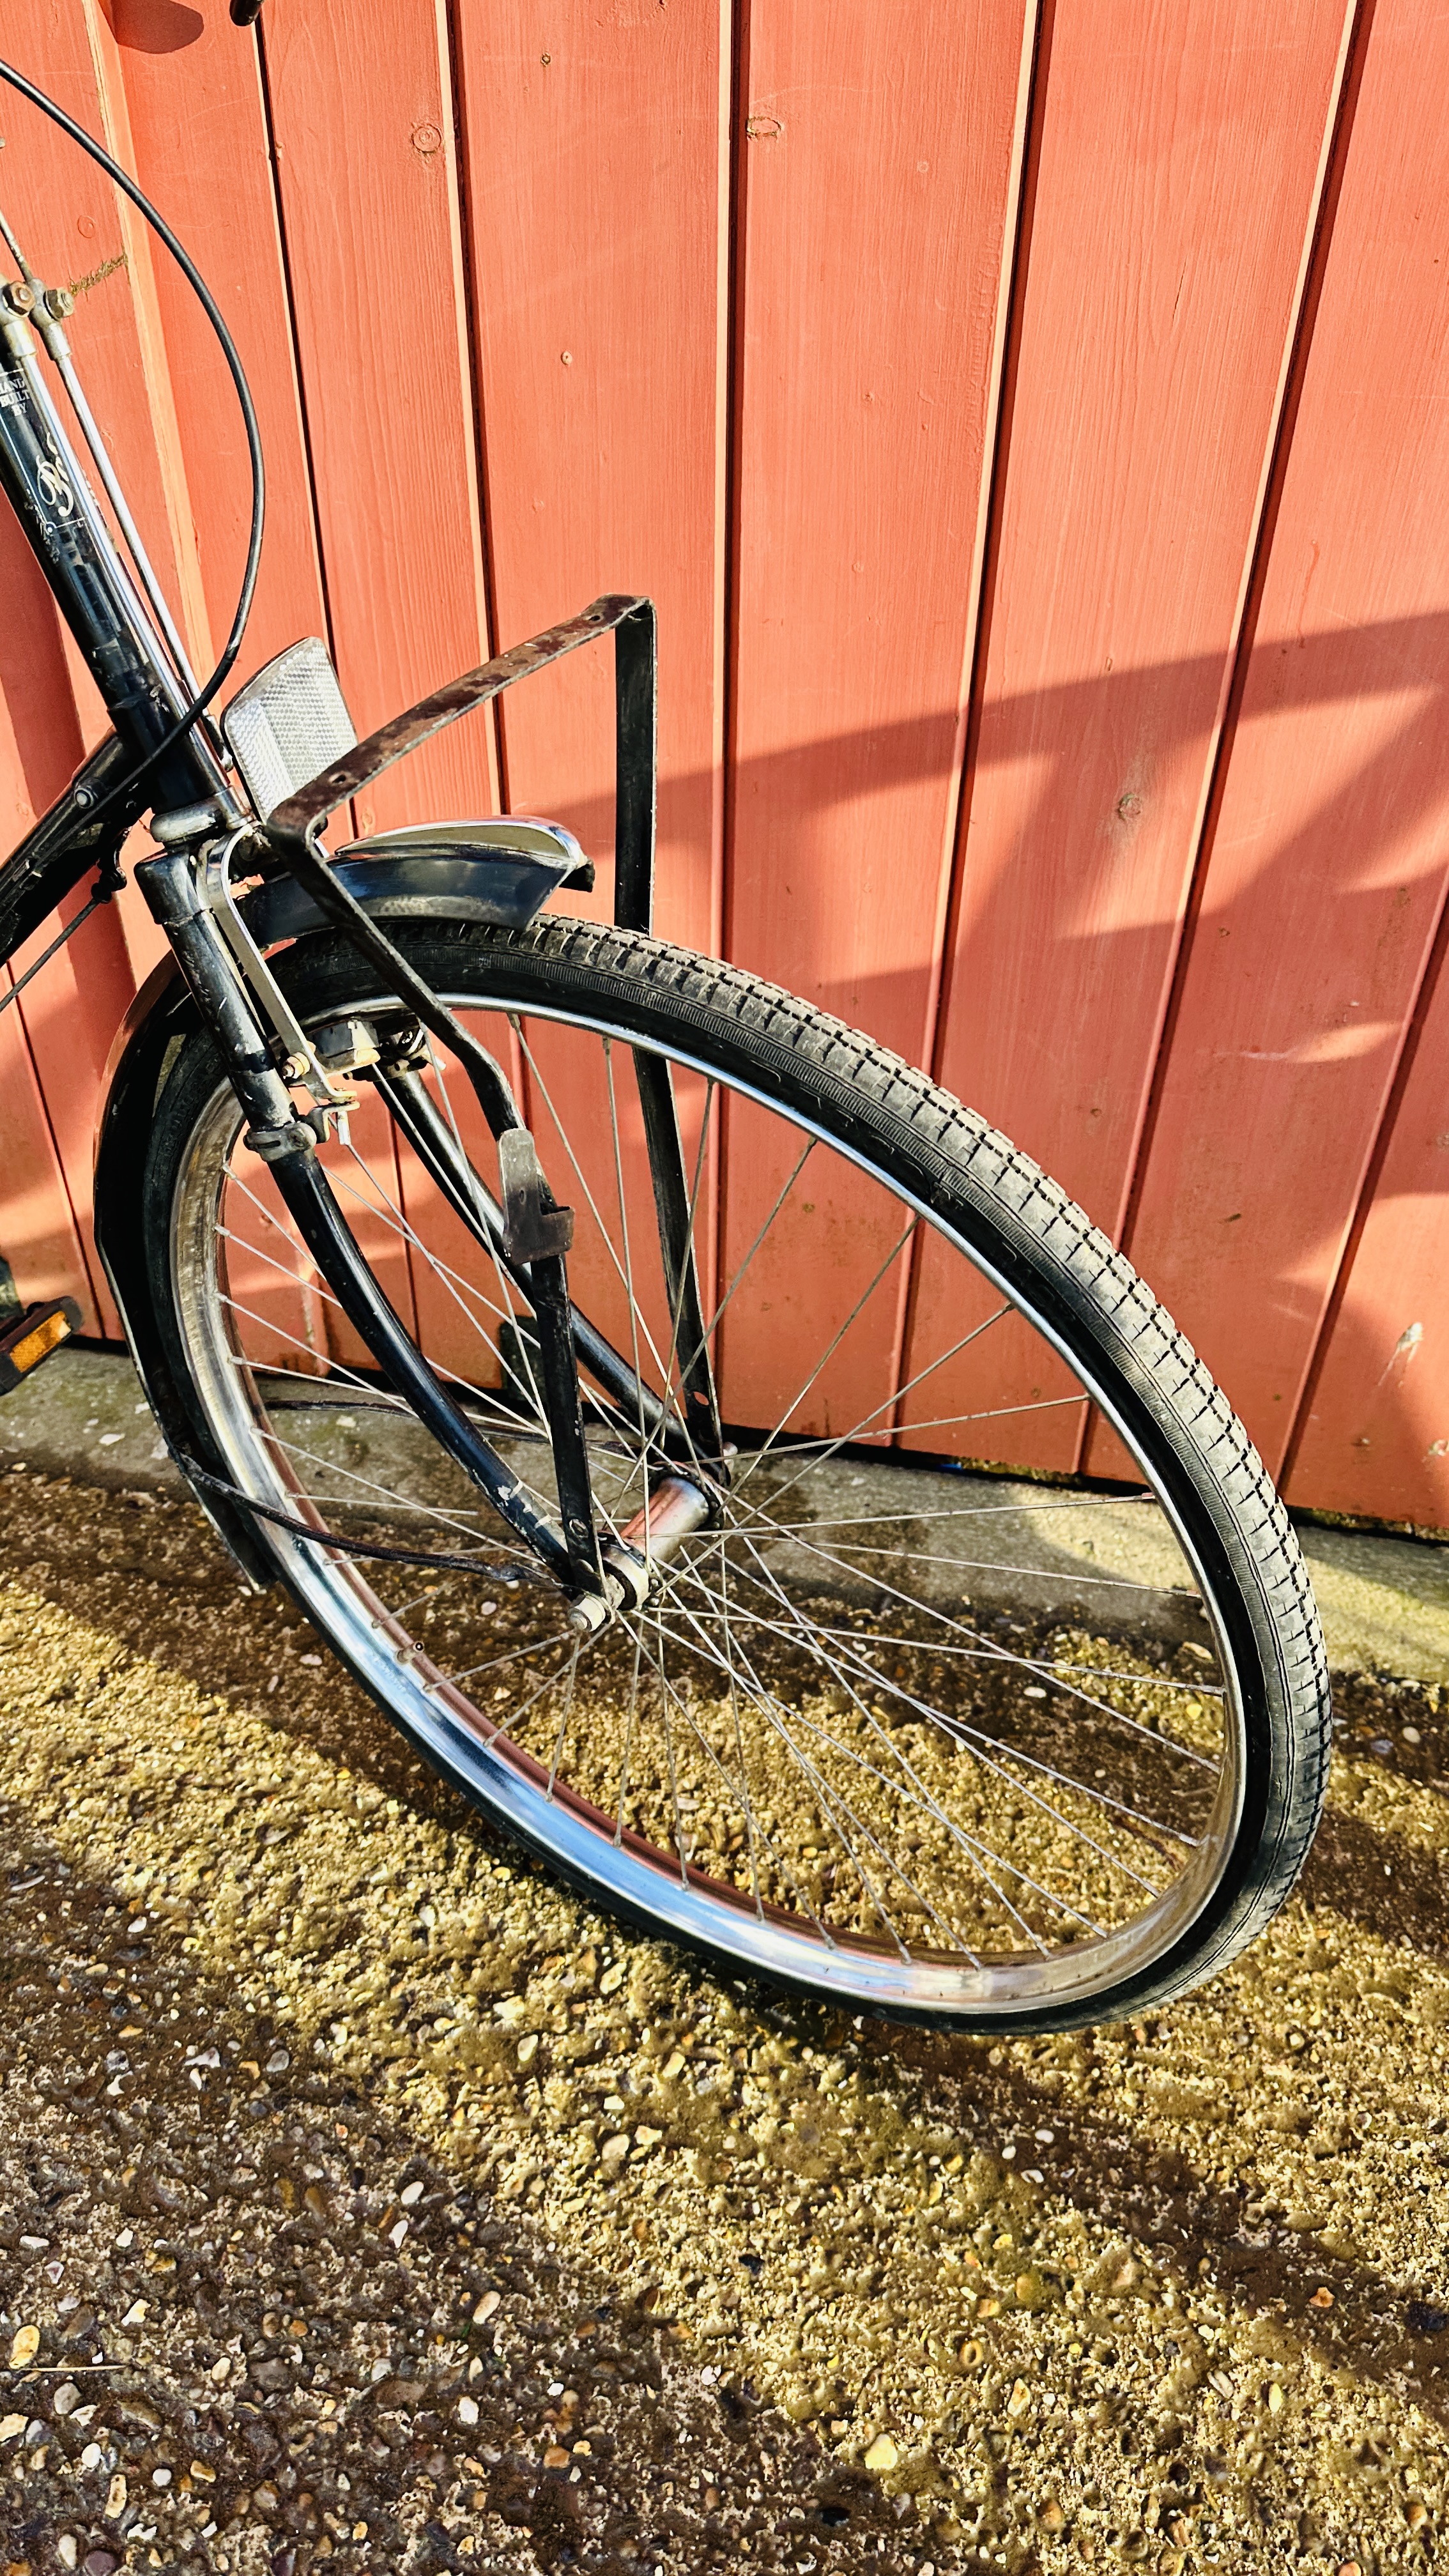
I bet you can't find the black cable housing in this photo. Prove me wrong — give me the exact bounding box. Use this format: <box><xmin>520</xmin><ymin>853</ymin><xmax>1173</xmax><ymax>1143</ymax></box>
<box><xmin>0</xmin><ymin>56</ymin><xmax>264</xmax><ymax>836</ymax></box>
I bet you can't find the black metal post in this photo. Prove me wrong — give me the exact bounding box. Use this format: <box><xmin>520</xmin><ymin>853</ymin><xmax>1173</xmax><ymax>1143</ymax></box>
<box><xmin>613</xmin><ymin>600</ymin><xmax>657</xmax><ymax>935</ymax></box>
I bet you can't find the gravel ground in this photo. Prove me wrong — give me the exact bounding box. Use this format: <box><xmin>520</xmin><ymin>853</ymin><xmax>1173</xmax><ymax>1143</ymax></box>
<box><xmin>1</xmin><ymin>1468</ymin><xmax>1448</xmax><ymax>2575</ymax></box>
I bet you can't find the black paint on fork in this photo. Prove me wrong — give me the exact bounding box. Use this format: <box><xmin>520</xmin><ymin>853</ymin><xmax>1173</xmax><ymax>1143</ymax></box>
<box><xmin>370</xmin><ymin>1060</ymin><xmax>688</xmax><ymax>1462</ymax></box>
<box><xmin>266</xmin><ymin>1148</ymin><xmax>579</xmax><ymax>1592</ymax></box>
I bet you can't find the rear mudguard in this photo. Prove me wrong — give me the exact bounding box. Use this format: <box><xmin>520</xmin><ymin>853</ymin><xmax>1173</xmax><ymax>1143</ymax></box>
<box><xmin>93</xmin><ymin>849</ymin><xmax>572</xmax><ymax>1588</ymax></box>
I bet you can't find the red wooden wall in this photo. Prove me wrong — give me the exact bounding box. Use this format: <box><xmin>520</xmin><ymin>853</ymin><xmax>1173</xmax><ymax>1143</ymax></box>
<box><xmin>3</xmin><ymin>0</ymin><xmax>1449</xmax><ymax>1527</ymax></box>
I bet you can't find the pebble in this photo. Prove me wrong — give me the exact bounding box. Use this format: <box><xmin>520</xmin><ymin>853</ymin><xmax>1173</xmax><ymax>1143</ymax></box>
<box><xmin>57</xmin><ymin>2544</ymin><xmax>77</xmax><ymax>2573</ymax></box>
<box><xmin>52</xmin><ymin>2383</ymin><xmax>80</xmax><ymax>2416</ymax></box>
<box><xmin>0</xmin><ymin>2416</ymin><xmax>24</xmax><ymax>2443</ymax></box>
<box><xmin>6</xmin><ymin>2327</ymin><xmax>38</xmax><ymax>2368</ymax></box>
<box><xmin>458</xmin><ymin>2395</ymin><xmax>480</xmax><ymax>2426</ymax></box>
<box><xmin>6</xmin><ymin>1485</ymin><xmax>1448</xmax><ymax>2576</ymax></box>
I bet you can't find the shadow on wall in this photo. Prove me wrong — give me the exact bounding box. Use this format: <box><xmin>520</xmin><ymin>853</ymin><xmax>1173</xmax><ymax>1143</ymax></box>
<box><xmin>100</xmin><ymin>3</ymin><xmax>207</xmax><ymax>58</ymax></box>
<box><xmin>548</xmin><ymin>608</ymin><xmax>1449</xmax><ymax>1143</ymax></box>
<box><xmin>3</xmin><ymin>464</ymin><xmax>1448</xmax><ymax>1520</ymax></box>
<box><xmin>533</xmin><ymin>604</ymin><xmax>1449</xmax><ymax>1523</ymax></box>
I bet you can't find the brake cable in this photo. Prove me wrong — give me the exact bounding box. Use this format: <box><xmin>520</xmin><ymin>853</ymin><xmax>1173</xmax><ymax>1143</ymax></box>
<box><xmin>178</xmin><ymin>1452</ymin><xmax>550</xmax><ymax>1590</ymax></box>
<box><xmin>0</xmin><ymin>57</ymin><xmax>264</xmax><ymax>843</ymax></box>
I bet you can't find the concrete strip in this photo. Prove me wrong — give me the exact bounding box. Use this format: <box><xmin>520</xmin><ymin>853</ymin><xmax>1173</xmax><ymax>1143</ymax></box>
<box><xmin>5</xmin><ymin>1347</ymin><xmax>1449</xmax><ymax>1683</ymax></box>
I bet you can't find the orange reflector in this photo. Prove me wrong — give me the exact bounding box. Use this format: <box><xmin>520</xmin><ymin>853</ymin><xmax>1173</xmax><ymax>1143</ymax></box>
<box><xmin>10</xmin><ymin>1308</ymin><xmax>72</xmax><ymax>1375</ymax></box>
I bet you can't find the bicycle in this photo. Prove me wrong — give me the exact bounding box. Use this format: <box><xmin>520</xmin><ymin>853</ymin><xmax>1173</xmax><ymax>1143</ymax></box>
<box><xmin>0</xmin><ymin>33</ymin><xmax>1331</xmax><ymax>2034</ymax></box>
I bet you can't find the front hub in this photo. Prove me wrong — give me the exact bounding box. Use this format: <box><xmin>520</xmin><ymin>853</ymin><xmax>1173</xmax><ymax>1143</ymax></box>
<box><xmin>600</xmin><ymin>1473</ymin><xmax>715</xmax><ymax>1609</ymax></box>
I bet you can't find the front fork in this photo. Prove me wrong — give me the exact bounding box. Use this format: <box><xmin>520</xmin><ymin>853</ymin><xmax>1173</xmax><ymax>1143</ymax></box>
<box><xmin>137</xmin><ymin>836</ymin><xmax>722</xmax><ymax>1625</ymax></box>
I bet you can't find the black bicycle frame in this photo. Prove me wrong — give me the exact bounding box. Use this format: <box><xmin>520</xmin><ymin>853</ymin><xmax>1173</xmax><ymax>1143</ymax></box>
<box><xmin>0</xmin><ymin>272</ymin><xmax>724</xmax><ymax>1617</ymax></box>
<box><xmin>0</xmin><ymin>290</ymin><xmax>234</xmax><ymax>946</ymax></box>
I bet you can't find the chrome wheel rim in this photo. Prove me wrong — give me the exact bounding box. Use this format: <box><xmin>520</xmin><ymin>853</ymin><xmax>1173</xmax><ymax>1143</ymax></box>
<box><xmin>167</xmin><ymin>982</ymin><xmax>1246</xmax><ymax>2019</ymax></box>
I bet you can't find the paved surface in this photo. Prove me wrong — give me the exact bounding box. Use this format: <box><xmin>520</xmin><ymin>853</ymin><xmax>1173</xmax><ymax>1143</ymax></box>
<box><xmin>0</xmin><ymin>1358</ymin><xmax>1446</xmax><ymax>2575</ymax></box>
<box><xmin>8</xmin><ymin>1351</ymin><xmax>1449</xmax><ymax>1680</ymax></box>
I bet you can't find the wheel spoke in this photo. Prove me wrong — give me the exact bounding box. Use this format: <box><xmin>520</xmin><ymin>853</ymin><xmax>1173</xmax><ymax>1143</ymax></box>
<box><xmin>737</xmin><ymin>1300</ymin><xmax>1015</xmax><ymax>1512</ymax></box>
<box><xmin>645</xmin><ymin>1574</ymin><xmax>981</xmax><ymax>1954</ymax></box>
<box><xmin>735</xmin><ymin>1215</ymin><xmax>920</xmax><ymax>1489</ymax></box>
<box><xmin>678</xmin><ymin>1539</ymin><xmax>1165</xmax><ymax>1908</ymax></box>
<box><xmin>721</xmin><ymin>1490</ymin><xmax>1221</xmax><ymax>1770</ymax></box>
<box><xmin>164</xmin><ymin>966</ymin><xmax>1267</xmax><ymax>2021</ymax></box>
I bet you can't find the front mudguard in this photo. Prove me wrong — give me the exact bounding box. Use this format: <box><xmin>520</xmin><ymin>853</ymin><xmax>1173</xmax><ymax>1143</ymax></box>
<box><xmin>93</xmin><ymin>848</ymin><xmax>572</xmax><ymax>1588</ymax></box>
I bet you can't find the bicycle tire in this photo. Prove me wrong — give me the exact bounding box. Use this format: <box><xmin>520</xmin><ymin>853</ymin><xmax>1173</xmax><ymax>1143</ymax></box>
<box><xmin>141</xmin><ymin>914</ymin><xmax>1331</xmax><ymax>2030</ymax></box>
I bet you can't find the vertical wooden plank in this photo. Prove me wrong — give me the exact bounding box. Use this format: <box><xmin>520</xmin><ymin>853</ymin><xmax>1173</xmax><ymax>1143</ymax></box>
<box><xmin>908</xmin><ymin>0</ymin><xmax>1355</xmax><ymax>1473</ymax></box>
<box><xmin>0</xmin><ymin>507</ymin><xmax>114</xmax><ymax>1330</ymax></box>
<box><xmin>0</xmin><ymin>983</ymin><xmax>95</xmax><ymax>1317</ymax></box>
<box><xmin>0</xmin><ymin>457</ymin><xmax>86</xmax><ymax>830</ymax></box>
<box><xmin>310</xmin><ymin>1105</ymin><xmax>416</xmax><ymax>1376</ymax></box>
<box><xmin>0</xmin><ymin>0</ymin><xmax>233</xmax><ymax>1328</ymax></box>
<box><xmin>260</xmin><ymin>0</ymin><xmax>494</xmax><ymax>830</ymax></box>
<box><xmin>395</xmin><ymin>1029</ymin><xmax>716</xmax><ymax>1419</ymax></box>
<box><xmin>218</xmin><ymin>1163</ymin><xmax>333</xmax><ymax>1384</ymax></box>
<box><xmin>730</xmin><ymin>0</ymin><xmax>1033</xmax><ymax>1050</ymax></box>
<box><xmin>452</xmin><ymin>3</ymin><xmax>735</xmax><ymax>1424</ymax></box>
<box><xmin>394</xmin><ymin>1082</ymin><xmax>509</xmax><ymax>1397</ymax></box>
<box><xmin>0</xmin><ymin>504</ymin><xmax>95</xmax><ymax>1319</ymax></box>
<box><xmin>219</xmin><ymin>1106</ymin><xmax>415</xmax><ymax>1387</ymax></box>
<box><xmin>718</xmin><ymin>0</ymin><xmax>1035</xmax><ymax>1445</ymax></box>
<box><xmin>111</xmin><ymin>0</ymin><xmax>331</xmax><ymax>690</ymax></box>
<box><xmin>1288</xmin><ymin>949</ymin><xmax>1449</xmax><ymax>1523</ymax></box>
<box><xmin>3</xmin><ymin>1</ymin><xmax>212</xmax><ymax>673</ymax></box>
<box><xmin>452</xmin><ymin>0</ymin><xmax>732</xmax><ymax>953</ymax></box>
<box><xmin>14</xmin><ymin>869</ymin><xmax>138</xmax><ymax>1330</ymax></box>
<box><xmin>1110</xmin><ymin>0</ymin><xmax>1449</xmax><ymax>1492</ymax></box>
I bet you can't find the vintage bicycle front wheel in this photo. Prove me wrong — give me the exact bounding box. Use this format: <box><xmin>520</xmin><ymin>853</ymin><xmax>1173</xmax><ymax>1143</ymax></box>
<box><xmin>143</xmin><ymin>914</ymin><xmax>1331</xmax><ymax>2030</ymax></box>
